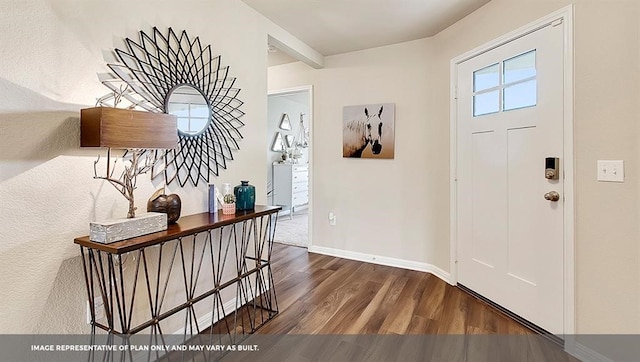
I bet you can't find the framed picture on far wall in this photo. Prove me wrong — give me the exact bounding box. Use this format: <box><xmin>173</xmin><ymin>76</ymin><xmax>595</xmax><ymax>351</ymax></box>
<box><xmin>343</xmin><ymin>103</ymin><xmax>395</xmax><ymax>159</ymax></box>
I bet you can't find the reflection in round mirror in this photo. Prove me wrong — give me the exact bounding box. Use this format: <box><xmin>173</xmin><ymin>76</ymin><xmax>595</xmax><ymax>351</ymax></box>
<box><xmin>166</xmin><ymin>85</ymin><xmax>211</xmax><ymax>136</ymax></box>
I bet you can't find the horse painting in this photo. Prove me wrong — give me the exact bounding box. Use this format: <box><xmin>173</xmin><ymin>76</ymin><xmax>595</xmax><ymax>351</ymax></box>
<box><xmin>343</xmin><ymin>104</ymin><xmax>395</xmax><ymax>159</ymax></box>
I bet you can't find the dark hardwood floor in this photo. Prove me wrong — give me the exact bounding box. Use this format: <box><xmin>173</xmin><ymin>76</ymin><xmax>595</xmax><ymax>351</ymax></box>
<box><xmin>198</xmin><ymin>243</ymin><xmax>578</xmax><ymax>361</ymax></box>
<box><xmin>244</xmin><ymin>243</ymin><xmax>580</xmax><ymax>361</ymax></box>
<box><xmin>261</xmin><ymin>243</ymin><xmax>532</xmax><ymax>335</ymax></box>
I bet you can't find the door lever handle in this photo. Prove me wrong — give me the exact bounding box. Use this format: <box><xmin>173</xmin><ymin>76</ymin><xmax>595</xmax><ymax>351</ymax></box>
<box><xmin>544</xmin><ymin>191</ymin><xmax>560</xmax><ymax>202</ymax></box>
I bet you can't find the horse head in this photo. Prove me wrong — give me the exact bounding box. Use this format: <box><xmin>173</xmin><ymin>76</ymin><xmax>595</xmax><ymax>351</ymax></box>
<box><xmin>364</xmin><ymin>106</ymin><xmax>383</xmax><ymax>155</ymax></box>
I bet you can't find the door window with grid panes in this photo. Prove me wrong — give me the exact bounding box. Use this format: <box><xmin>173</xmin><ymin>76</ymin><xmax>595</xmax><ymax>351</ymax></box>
<box><xmin>473</xmin><ymin>50</ymin><xmax>537</xmax><ymax>117</ymax></box>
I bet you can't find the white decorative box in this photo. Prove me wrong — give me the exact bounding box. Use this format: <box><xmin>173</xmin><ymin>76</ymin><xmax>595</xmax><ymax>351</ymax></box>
<box><xmin>89</xmin><ymin>212</ymin><xmax>167</xmax><ymax>243</ymax></box>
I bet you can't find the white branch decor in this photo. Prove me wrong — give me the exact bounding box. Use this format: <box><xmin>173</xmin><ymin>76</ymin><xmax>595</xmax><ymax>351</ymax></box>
<box><xmin>93</xmin><ymin>150</ymin><xmax>153</xmax><ymax>218</ymax></box>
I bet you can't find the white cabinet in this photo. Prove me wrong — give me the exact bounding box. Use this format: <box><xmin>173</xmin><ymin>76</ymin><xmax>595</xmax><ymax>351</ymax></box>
<box><xmin>272</xmin><ymin>164</ymin><xmax>308</xmax><ymax>215</ymax></box>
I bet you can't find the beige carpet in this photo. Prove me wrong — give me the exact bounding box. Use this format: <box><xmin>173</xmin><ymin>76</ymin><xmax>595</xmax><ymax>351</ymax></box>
<box><xmin>274</xmin><ymin>209</ymin><xmax>308</xmax><ymax>246</ymax></box>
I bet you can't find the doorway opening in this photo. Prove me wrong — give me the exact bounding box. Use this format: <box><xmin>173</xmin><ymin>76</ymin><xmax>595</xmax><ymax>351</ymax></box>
<box><xmin>266</xmin><ymin>87</ymin><xmax>312</xmax><ymax>247</ymax></box>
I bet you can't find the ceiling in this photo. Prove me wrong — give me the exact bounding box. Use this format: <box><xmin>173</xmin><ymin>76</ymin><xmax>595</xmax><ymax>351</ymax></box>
<box><xmin>244</xmin><ymin>0</ymin><xmax>491</xmax><ymax>64</ymax></box>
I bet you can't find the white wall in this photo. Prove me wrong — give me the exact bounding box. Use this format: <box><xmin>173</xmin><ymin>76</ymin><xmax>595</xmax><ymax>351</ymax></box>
<box><xmin>0</xmin><ymin>0</ymin><xmax>319</xmax><ymax>333</ymax></box>
<box><xmin>269</xmin><ymin>38</ymin><xmax>445</xmax><ymax>268</ymax></box>
<box><xmin>269</xmin><ymin>0</ymin><xmax>640</xmax><ymax>344</ymax></box>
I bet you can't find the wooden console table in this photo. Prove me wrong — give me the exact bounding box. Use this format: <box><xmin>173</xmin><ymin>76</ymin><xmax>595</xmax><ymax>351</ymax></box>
<box><xmin>74</xmin><ymin>205</ymin><xmax>281</xmax><ymax>338</ymax></box>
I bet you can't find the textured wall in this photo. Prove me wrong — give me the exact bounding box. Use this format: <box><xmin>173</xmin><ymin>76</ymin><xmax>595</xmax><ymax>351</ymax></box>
<box><xmin>0</xmin><ymin>0</ymin><xmax>320</xmax><ymax>333</ymax></box>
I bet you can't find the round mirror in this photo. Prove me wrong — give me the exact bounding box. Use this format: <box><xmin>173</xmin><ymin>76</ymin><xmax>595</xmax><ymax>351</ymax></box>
<box><xmin>166</xmin><ymin>85</ymin><xmax>211</xmax><ymax>136</ymax></box>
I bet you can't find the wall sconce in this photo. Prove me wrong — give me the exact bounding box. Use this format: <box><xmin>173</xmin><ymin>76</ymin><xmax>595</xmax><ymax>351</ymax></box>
<box><xmin>81</xmin><ymin>107</ymin><xmax>177</xmax><ymax>242</ymax></box>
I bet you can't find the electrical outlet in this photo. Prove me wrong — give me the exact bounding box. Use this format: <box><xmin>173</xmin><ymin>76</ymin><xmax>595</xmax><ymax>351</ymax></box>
<box><xmin>86</xmin><ymin>296</ymin><xmax>105</xmax><ymax>324</ymax></box>
<box><xmin>328</xmin><ymin>212</ymin><xmax>336</xmax><ymax>226</ymax></box>
<box><xmin>95</xmin><ymin>297</ymin><xmax>105</xmax><ymax>321</ymax></box>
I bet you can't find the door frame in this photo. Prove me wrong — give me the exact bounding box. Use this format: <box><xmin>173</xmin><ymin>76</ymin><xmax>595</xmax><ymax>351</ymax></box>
<box><xmin>267</xmin><ymin>85</ymin><xmax>314</xmax><ymax>248</ymax></box>
<box><xmin>449</xmin><ymin>5</ymin><xmax>574</xmax><ymax>336</ymax></box>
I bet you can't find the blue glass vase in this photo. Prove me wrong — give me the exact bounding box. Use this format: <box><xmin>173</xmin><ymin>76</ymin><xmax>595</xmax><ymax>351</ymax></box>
<box><xmin>234</xmin><ymin>180</ymin><xmax>255</xmax><ymax>211</ymax></box>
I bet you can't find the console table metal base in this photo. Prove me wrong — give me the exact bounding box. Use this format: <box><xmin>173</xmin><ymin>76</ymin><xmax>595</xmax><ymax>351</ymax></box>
<box><xmin>75</xmin><ymin>207</ymin><xmax>280</xmax><ymax>347</ymax></box>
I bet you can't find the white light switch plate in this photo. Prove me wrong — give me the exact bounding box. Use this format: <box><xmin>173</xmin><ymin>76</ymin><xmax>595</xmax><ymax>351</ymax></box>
<box><xmin>597</xmin><ymin>160</ymin><xmax>624</xmax><ymax>182</ymax></box>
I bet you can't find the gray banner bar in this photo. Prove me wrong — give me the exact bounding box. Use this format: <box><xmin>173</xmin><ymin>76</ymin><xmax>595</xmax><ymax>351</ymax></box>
<box><xmin>2</xmin><ymin>334</ymin><xmax>639</xmax><ymax>361</ymax></box>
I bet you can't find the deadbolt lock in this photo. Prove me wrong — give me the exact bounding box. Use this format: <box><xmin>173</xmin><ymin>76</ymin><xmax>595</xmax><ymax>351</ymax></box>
<box><xmin>545</xmin><ymin>157</ymin><xmax>559</xmax><ymax>180</ymax></box>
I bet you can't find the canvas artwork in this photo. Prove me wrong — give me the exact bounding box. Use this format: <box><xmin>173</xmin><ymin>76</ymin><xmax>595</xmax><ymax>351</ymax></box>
<box><xmin>343</xmin><ymin>103</ymin><xmax>395</xmax><ymax>159</ymax></box>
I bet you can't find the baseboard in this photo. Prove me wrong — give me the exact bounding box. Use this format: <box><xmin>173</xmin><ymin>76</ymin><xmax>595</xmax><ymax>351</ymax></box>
<box><xmin>172</xmin><ymin>297</ymin><xmax>238</xmax><ymax>335</ymax></box>
<box><xmin>570</xmin><ymin>342</ymin><xmax>615</xmax><ymax>362</ymax></box>
<box><xmin>308</xmin><ymin>245</ymin><xmax>453</xmax><ymax>285</ymax></box>
<box><xmin>171</xmin><ymin>282</ymin><xmax>273</xmax><ymax>335</ymax></box>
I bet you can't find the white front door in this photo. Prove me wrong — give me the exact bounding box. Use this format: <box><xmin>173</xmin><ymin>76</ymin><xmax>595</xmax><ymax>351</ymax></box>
<box><xmin>456</xmin><ymin>21</ymin><xmax>565</xmax><ymax>334</ymax></box>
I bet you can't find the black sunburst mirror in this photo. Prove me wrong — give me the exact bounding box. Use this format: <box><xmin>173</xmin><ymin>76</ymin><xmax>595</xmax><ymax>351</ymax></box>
<box><xmin>97</xmin><ymin>27</ymin><xmax>244</xmax><ymax>187</ymax></box>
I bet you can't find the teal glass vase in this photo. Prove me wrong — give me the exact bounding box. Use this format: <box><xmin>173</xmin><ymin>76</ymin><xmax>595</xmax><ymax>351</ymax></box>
<box><xmin>234</xmin><ymin>180</ymin><xmax>255</xmax><ymax>211</ymax></box>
